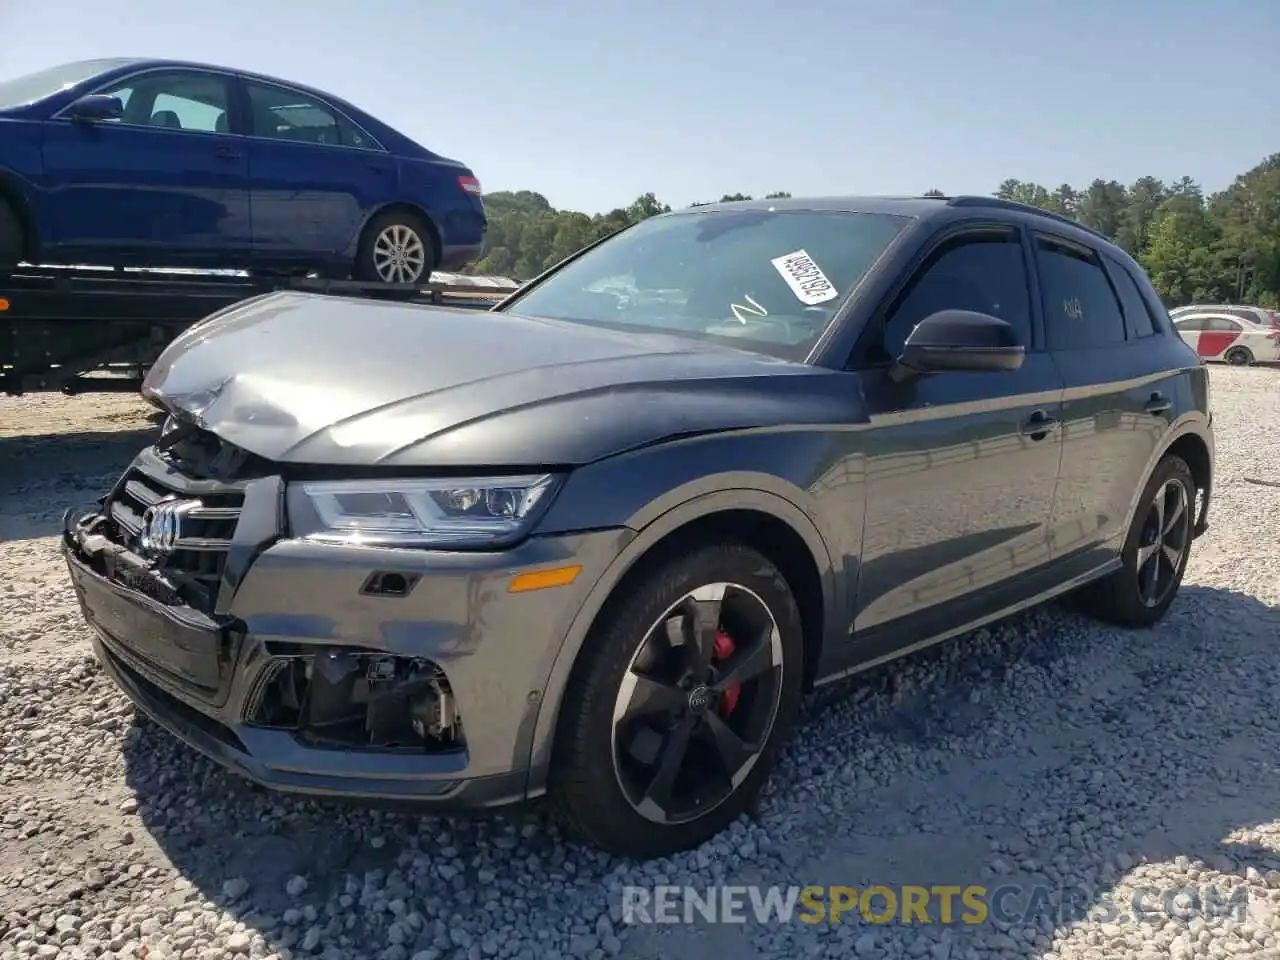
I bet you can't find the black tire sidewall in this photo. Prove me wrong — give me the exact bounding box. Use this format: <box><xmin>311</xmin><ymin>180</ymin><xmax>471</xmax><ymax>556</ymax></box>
<box><xmin>1113</xmin><ymin>455</ymin><xmax>1196</xmax><ymax>624</ymax></box>
<box><xmin>551</xmin><ymin>541</ymin><xmax>805</xmax><ymax>858</ymax></box>
<box><xmin>1226</xmin><ymin>347</ymin><xmax>1252</xmax><ymax>366</ymax></box>
<box><xmin>355</xmin><ymin>210</ymin><xmax>436</xmax><ymax>284</ymax></box>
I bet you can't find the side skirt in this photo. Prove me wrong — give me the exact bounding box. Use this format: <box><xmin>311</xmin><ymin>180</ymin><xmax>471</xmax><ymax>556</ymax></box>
<box><xmin>814</xmin><ymin>557</ymin><xmax>1122</xmax><ymax>687</ymax></box>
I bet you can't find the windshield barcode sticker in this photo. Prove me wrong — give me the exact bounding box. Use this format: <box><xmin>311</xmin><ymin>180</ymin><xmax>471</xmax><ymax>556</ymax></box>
<box><xmin>770</xmin><ymin>250</ymin><xmax>839</xmax><ymax>305</ymax></box>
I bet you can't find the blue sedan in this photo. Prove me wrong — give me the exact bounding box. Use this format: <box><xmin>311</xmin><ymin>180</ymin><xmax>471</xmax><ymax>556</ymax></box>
<box><xmin>0</xmin><ymin>58</ymin><xmax>486</xmax><ymax>283</ymax></box>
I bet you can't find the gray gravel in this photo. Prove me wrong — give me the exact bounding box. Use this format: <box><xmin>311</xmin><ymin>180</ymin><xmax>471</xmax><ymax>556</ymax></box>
<box><xmin>2</xmin><ymin>369</ymin><xmax>1279</xmax><ymax>960</ymax></box>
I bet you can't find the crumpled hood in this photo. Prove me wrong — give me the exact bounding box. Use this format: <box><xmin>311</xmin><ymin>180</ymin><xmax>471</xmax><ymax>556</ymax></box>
<box><xmin>143</xmin><ymin>291</ymin><xmax>854</xmax><ymax>467</ymax></box>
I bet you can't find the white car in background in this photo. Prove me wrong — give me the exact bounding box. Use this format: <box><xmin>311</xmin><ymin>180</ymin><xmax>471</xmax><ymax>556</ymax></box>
<box><xmin>1171</xmin><ymin>309</ymin><xmax>1280</xmax><ymax>366</ymax></box>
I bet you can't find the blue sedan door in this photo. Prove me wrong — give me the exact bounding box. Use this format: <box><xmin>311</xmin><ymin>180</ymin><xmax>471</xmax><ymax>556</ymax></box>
<box><xmin>240</xmin><ymin>78</ymin><xmax>395</xmax><ymax>272</ymax></box>
<box><xmin>40</xmin><ymin>68</ymin><xmax>251</xmax><ymax>264</ymax></box>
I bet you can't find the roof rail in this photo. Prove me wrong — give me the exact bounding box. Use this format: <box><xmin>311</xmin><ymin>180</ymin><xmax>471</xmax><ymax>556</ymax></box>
<box><xmin>946</xmin><ymin>196</ymin><xmax>1112</xmax><ymax>242</ymax></box>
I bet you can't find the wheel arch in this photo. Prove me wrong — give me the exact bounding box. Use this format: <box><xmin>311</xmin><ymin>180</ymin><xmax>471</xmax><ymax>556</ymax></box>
<box><xmin>1123</xmin><ymin>417</ymin><xmax>1214</xmax><ymax>540</ymax></box>
<box><xmin>354</xmin><ymin>201</ymin><xmax>441</xmax><ymax>267</ymax></box>
<box><xmin>523</xmin><ymin>487</ymin><xmax>841</xmax><ymax>797</ymax></box>
<box><xmin>0</xmin><ymin>167</ymin><xmax>39</xmax><ymax>261</ymax></box>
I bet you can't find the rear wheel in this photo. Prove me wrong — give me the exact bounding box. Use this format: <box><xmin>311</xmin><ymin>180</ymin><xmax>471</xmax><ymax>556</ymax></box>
<box><xmin>549</xmin><ymin>542</ymin><xmax>804</xmax><ymax>858</ymax></box>
<box><xmin>1077</xmin><ymin>455</ymin><xmax>1196</xmax><ymax>627</ymax></box>
<box><xmin>355</xmin><ymin>210</ymin><xmax>437</xmax><ymax>285</ymax></box>
<box><xmin>0</xmin><ymin>199</ymin><xmax>23</xmax><ymax>267</ymax></box>
<box><xmin>1224</xmin><ymin>346</ymin><xmax>1253</xmax><ymax>366</ymax></box>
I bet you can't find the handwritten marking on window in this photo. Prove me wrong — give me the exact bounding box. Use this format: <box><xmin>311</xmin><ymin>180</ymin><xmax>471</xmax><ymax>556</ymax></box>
<box><xmin>730</xmin><ymin>294</ymin><xmax>768</xmax><ymax>324</ymax></box>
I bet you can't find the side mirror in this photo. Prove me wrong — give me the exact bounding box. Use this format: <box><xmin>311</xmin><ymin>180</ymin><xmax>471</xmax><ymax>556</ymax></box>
<box><xmin>890</xmin><ymin>309</ymin><xmax>1025</xmax><ymax>382</ymax></box>
<box><xmin>65</xmin><ymin>94</ymin><xmax>124</xmax><ymax>122</ymax></box>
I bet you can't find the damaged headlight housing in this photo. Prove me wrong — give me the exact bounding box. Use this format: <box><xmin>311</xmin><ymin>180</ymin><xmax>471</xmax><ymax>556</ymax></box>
<box><xmin>286</xmin><ymin>474</ymin><xmax>562</xmax><ymax>549</ymax></box>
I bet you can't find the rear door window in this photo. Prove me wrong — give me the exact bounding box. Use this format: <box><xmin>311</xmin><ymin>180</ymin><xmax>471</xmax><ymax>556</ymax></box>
<box><xmin>245</xmin><ymin>81</ymin><xmax>341</xmax><ymax>145</ymax></box>
<box><xmin>1035</xmin><ymin>236</ymin><xmax>1127</xmax><ymax>350</ymax></box>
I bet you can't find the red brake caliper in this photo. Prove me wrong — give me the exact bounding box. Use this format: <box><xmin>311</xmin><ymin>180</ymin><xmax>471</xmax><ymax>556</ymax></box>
<box><xmin>713</xmin><ymin>629</ymin><xmax>742</xmax><ymax>714</ymax></box>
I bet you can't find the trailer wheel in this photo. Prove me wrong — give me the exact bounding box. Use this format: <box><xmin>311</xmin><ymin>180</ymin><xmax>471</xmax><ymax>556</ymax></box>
<box><xmin>0</xmin><ymin>199</ymin><xmax>22</xmax><ymax>267</ymax></box>
<box><xmin>355</xmin><ymin>210</ymin><xmax>437</xmax><ymax>285</ymax></box>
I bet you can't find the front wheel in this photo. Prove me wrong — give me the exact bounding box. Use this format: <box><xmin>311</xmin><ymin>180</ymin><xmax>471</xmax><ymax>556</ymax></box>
<box><xmin>549</xmin><ymin>542</ymin><xmax>804</xmax><ymax>858</ymax></box>
<box><xmin>1077</xmin><ymin>454</ymin><xmax>1196</xmax><ymax>627</ymax></box>
<box><xmin>355</xmin><ymin>210</ymin><xmax>437</xmax><ymax>285</ymax></box>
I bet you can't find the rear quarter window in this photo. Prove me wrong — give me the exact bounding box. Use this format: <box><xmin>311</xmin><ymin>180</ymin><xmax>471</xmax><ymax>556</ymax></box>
<box><xmin>1103</xmin><ymin>256</ymin><xmax>1158</xmax><ymax>338</ymax></box>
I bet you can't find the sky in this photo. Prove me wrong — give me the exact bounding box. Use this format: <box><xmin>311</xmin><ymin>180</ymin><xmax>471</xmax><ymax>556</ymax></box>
<box><xmin>1</xmin><ymin>0</ymin><xmax>1276</xmax><ymax>215</ymax></box>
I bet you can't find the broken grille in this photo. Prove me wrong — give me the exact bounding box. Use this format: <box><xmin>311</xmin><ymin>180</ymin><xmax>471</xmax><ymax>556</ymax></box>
<box><xmin>106</xmin><ymin>469</ymin><xmax>244</xmax><ymax>613</ymax></box>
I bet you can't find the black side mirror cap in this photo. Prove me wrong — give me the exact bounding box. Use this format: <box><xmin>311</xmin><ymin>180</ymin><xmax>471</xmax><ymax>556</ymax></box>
<box><xmin>890</xmin><ymin>309</ymin><xmax>1026</xmax><ymax>382</ymax></box>
<box><xmin>65</xmin><ymin>94</ymin><xmax>124</xmax><ymax>122</ymax></box>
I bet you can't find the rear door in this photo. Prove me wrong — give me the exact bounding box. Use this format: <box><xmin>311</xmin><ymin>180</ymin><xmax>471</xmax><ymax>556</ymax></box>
<box><xmin>40</xmin><ymin>68</ymin><xmax>250</xmax><ymax>262</ymax></box>
<box><xmin>1172</xmin><ymin>316</ymin><xmax>1207</xmax><ymax>353</ymax></box>
<box><xmin>240</xmin><ymin>78</ymin><xmax>395</xmax><ymax>265</ymax></box>
<box><xmin>847</xmin><ymin>224</ymin><xmax>1065</xmax><ymax>660</ymax></box>
<box><xmin>1199</xmin><ymin>316</ymin><xmax>1246</xmax><ymax>361</ymax></box>
<box><xmin>1038</xmin><ymin>236</ymin><xmax>1174</xmax><ymax>570</ymax></box>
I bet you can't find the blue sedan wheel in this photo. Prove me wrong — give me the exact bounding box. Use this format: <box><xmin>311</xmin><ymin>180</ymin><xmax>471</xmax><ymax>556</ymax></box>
<box><xmin>373</xmin><ymin>224</ymin><xmax>428</xmax><ymax>283</ymax></box>
<box><xmin>356</xmin><ymin>209</ymin><xmax>437</xmax><ymax>286</ymax></box>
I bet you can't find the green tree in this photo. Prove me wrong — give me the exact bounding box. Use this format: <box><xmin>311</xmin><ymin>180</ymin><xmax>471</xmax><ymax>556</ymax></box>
<box><xmin>1142</xmin><ymin>206</ymin><xmax>1221</xmax><ymax>305</ymax></box>
<box><xmin>1075</xmin><ymin>179</ymin><xmax>1128</xmax><ymax>238</ymax></box>
<box><xmin>995</xmin><ymin>179</ymin><xmax>1054</xmax><ymax>210</ymax></box>
<box><xmin>1114</xmin><ymin>176</ymin><xmax>1167</xmax><ymax>255</ymax></box>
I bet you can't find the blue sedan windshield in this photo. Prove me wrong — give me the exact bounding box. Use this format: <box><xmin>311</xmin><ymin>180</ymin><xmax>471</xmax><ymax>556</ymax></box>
<box><xmin>504</xmin><ymin>209</ymin><xmax>908</xmax><ymax>362</ymax></box>
<box><xmin>0</xmin><ymin>59</ymin><xmax>138</xmax><ymax>109</ymax></box>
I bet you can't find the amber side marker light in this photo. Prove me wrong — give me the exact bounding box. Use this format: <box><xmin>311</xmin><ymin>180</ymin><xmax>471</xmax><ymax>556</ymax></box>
<box><xmin>508</xmin><ymin>565</ymin><xmax>582</xmax><ymax>593</ymax></box>
<box><xmin>0</xmin><ymin>298</ymin><xmax>10</xmax><ymax>312</ymax></box>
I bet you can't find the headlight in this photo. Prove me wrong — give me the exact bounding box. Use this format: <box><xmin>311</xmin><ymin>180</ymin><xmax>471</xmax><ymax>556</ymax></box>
<box><xmin>286</xmin><ymin>474</ymin><xmax>561</xmax><ymax>549</ymax></box>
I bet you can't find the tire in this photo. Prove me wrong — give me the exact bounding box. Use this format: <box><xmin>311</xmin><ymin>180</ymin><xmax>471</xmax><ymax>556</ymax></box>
<box><xmin>1077</xmin><ymin>455</ymin><xmax>1196</xmax><ymax>628</ymax></box>
<box><xmin>0</xmin><ymin>199</ymin><xmax>23</xmax><ymax>267</ymax></box>
<box><xmin>549</xmin><ymin>541</ymin><xmax>805</xmax><ymax>858</ymax></box>
<box><xmin>1224</xmin><ymin>346</ymin><xmax>1253</xmax><ymax>366</ymax></box>
<box><xmin>354</xmin><ymin>210</ymin><xmax>437</xmax><ymax>285</ymax></box>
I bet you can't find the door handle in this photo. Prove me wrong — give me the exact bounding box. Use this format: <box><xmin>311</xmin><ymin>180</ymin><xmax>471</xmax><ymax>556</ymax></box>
<box><xmin>215</xmin><ymin>146</ymin><xmax>241</xmax><ymax>160</ymax></box>
<box><xmin>1144</xmin><ymin>393</ymin><xmax>1172</xmax><ymax>415</ymax></box>
<box><xmin>1021</xmin><ymin>409</ymin><xmax>1059</xmax><ymax>439</ymax></box>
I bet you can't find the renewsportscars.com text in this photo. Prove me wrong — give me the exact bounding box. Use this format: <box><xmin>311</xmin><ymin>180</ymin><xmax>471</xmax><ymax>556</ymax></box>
<box><xmin>620</xmin><ymin>884</ymin><xmax>1252</xmax><ymax>926</ymax></box>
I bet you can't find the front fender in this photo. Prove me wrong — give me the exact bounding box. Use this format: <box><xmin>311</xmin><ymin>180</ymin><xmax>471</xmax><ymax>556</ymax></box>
<box><xmin>524</xmin><ymin>438</ymin><xmax>852</xmax><ymax>796</ymax></box>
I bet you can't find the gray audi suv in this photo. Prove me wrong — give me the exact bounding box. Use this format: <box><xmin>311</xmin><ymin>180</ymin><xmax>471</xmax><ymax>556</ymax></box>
<box><xmin>63</xmin><ymin>195</ymin><xmax>1214</xmax><ymax>858</ymax></box>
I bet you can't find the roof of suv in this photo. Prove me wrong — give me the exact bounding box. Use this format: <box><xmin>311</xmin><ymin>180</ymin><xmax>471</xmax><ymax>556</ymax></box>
<box><xmin>675</xmin><ymin>194</ymin><xmax>1119</xmax><ymax>253</ymax></box>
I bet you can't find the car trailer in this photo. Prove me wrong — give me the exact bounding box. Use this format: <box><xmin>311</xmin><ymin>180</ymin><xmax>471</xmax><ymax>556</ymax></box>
<box><xmin>0</xmin><ymin>266</ymin><xmax>519</xmax><ymax>396</ymax></box>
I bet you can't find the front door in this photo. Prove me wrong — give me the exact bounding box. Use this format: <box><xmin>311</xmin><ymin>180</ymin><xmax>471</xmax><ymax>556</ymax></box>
<box><xmin>40</xmin><ymin>69</ymin><xmax>251</xmax><ymax>264</ymax></box>
<box><xmin>241</xmin><ymin>79</ymin><xmax>394</xmax><ymax>269</ymax></box>
<box><xmin>848</xmin><ymin>225</ymin><xmax>1064</xmax><ymax>663</ymax></box>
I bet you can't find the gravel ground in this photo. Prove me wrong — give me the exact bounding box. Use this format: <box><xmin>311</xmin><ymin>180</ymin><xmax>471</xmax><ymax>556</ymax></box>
<box><xmin>1</xmin><ymin>368</ymin><xmax>1278</xmax><ymax>960</ymax></box>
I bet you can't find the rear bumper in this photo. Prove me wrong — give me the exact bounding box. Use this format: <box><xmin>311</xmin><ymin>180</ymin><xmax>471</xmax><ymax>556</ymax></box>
<box><xmin>63</xmin><ymin>497</ymin><xmax>630</xmax><ymax>807</ymax></box>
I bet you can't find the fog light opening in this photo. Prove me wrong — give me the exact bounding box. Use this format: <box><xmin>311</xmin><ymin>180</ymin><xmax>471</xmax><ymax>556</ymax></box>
<box><xmin>246</xmin><ymin>650</ymin><xmax>465</xmax><ymax>753</ymax></box>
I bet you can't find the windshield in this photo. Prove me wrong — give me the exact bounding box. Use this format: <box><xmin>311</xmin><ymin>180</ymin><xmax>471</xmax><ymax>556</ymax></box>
<box><xmin>0</xmin><ymin>59</ymin><xmax>136</xmax><ymax>109</ymax></box>
<box><xmin>504</xmin><ymin>209</ymin><xmax>909</xmax><ymax>361</ymax></box>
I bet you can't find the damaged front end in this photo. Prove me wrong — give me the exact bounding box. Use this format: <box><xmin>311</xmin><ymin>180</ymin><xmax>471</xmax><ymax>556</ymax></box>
<box><xmin>246</xmin><ymin>648</ymin><xmax>465</xmax><ymax>752</ymax></box>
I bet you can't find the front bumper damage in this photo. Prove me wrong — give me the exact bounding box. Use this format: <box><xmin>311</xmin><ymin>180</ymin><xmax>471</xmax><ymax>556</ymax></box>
<box><xmin>62</xmin><ymin>453</ymin><xmax>629</xmax><ymax>808</ymax></box>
